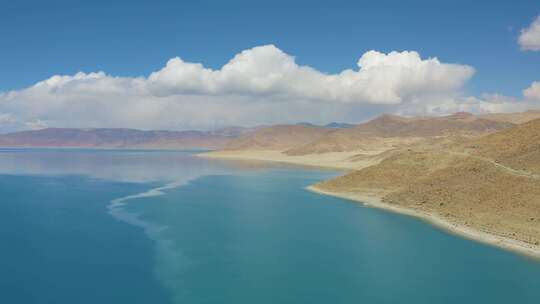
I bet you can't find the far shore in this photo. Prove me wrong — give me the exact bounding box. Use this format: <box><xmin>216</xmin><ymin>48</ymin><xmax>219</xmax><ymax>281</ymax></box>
<box><xmin>0</xmin><ymin>146</ymin><xmax>214</xmax><ymax>152</ymax></box>
<box><xmin>308</xmin><ymin>185</ymin><xmax>540</xmax><ymax>260</ymax></box>
<box><xmin>199</xmin><ymin>150</ymin><xmax>380</xmax><ymax>170</ymax></box>
<box><xmin>201</xmin><ymin>149</ymin><xmax>540</xmax><ymax>260</ymax></box>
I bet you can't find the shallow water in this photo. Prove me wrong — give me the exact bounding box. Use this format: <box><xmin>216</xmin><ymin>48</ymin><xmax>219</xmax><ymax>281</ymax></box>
<box><xmin>1</xmin><ymin>149</ymin><xmax>539</xmax><ymax>303</ymax></box>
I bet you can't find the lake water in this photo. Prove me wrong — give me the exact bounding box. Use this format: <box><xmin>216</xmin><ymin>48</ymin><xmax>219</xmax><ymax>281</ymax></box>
<box><xmin>1</xmin><ymin>149</ymin><xmax>539</xmax><ymax>303</ymax></box>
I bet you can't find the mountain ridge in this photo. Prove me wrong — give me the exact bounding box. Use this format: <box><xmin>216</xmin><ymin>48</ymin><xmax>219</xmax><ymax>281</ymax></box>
<box><xmin>0</xmin><ymin>127</ymin><xmax>239</xmax><ymax>149</ymax></box>
<box><xmin>314</xmin><ymin>118</ymin><xmax>540</xmax><ymax>250</ymax></box>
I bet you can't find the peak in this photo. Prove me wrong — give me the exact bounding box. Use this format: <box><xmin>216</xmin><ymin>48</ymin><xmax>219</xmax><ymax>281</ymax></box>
<box><xmin>449</xmin><ymin>112</ymin><xmax>474</xmax><ymax>119</ymax></box>
<box><xmin>379</xmin><ymin>113</ymin><xmax>401</xmax><ymax>118</ymax></box>
<box><xmin>375</xmin><ymin>113</ymin><xmax>401</xmax><ymax>119</ymax></box>
<box><xmin>295</xmin><ymin>122</ymin><xmax>318</xmax><ymax>127</ymax></box>
<box><xmin>325</xmin><ymin>122</ymin><xmax>355</xmax><ymax>129</ymax></box>
<box><xmin>371</xmin><ymin>113</ymin><xmax>407</xmax><ymax>122</ymax></box>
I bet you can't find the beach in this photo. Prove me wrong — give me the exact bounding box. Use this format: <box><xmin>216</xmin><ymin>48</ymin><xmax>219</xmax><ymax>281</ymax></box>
<box><xmin>309</xmin><ymin>186</ymin><xmax>540</xmax><ymax>260</ymax></box>
<box><xmin>200</xmin><ymin>150</ymin><xmax>380</xmax><ymax>170</ymax></box>
<box><xmin>202</xmin><ymin>150</ymin><xmax>540</xmax><ymax>260</ymax></box>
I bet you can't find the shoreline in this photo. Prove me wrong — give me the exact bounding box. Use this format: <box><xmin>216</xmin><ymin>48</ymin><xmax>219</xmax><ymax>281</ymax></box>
<box><xmin>201</xmin><ymin>149</ymin><xmax>540</xmax><ymax>260</ymax></box>
<box><xmin>307</xmin><ymin>185</ymin><xmax>540</xmax><ymax>260</ymax></box>
<box><xmin>199</xmin><ymin>150</ymin><xmax>379</xmax><ymax>170</ymax></box>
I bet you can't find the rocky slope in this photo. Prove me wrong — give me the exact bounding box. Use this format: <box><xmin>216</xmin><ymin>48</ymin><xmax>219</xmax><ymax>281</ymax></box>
<box><xmin>315</xmin><ymin>119</ymin><xmax>540</xmax><ymax>246</ymax></box>
<box><xmin>286</xmin><ymin>112</ymin><xmax>514</xmax><ymax>155</ymax></box>
<box><xmin>462</xmin><ymin>118</ymin><xmax>540</xmax><ymax>174</ymax></box>
<box><xmin>479</xmin><ymin>110</ymin><xmax>540</xmax><ymax>124</ymax></box>
<box><xmin>222</xmin><ymin>124</ymin><xmax>332</xmax><ymax>150</ymax></box>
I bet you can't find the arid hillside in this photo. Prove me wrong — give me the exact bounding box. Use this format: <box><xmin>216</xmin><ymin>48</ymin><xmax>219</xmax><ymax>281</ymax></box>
<box><xmin>224</xmin><ymin>111</ymin><xmax>538</xmax><ymax>155</ymax></box>
<box><xmin>479</xmin><ymin>110</ymin><xmax>540</xmax><ymax>124</ymax></box>
<box><xmin>223</xmin><ymin>124</ymin><xmax>333</xmax><ymax>150</ymax></box>
<box><xmin>461</xmin><ymin>118</ymin><xmax>540</xmax><ymax>174</ymax></box>
<box><xmin>316</xmin><ymin>120</ymin><xmax>540</xmax><ymax>246</ymax></box>
<box><xmin>284</xmin><ymin>132</ymin><xmax>423</xmax><ymax>155</ymax></box>
<box><xmin>286</xmin><ymin>112</ymin><xmax>514</xmax><ymax>155</ymax></box>
<box><xmin>349</xmin><ymin>112</ymin><xmax>513</xmax><ymax>137</ymax></box>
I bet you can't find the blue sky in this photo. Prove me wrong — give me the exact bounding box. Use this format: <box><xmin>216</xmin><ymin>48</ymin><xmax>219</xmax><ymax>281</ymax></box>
<box><xmin>1</xmin><ymin>0</ymin><xmax>538</xmax><ymax>94</ymax></box>
<box><xmin>0</xmin><ymin>0</ymin><xmax>539</xmax><ymax>130</ymax></box>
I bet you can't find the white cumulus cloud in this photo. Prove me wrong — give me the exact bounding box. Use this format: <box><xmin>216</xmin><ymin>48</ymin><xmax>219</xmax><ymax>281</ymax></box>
<box><xmin>146</xmin><ymin>45</ymin><xmax>474</xmax><ymax>104</ymax></box>
<box><xmin>0</xmin><ymin>44</ymin><xmax>488</xmax><ymax>132</ymax></box>
<box><xmin>519</xmin><ymin>16</ymin><xmax>540</xmax><ymax>51</ymax></box>
<box><xmin>397</xmin><ymin>82</ymin><xmax>540</xmax><ymax>117</ymax></box>
<box><xmin>524</xmin><ymin>81</ymin><xmax>540</xmax><ymax>100</ymax></box>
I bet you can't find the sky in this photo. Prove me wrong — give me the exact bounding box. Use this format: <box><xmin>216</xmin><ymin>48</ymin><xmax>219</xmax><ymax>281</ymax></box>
<box><xmin>0</xmin><ymin>0</ymin><xmax>539</xmax><ymax>131</ymax></box>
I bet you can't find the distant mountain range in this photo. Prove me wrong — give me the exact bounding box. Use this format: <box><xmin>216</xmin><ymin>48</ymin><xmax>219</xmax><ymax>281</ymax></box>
<box><xmin>223</xmin><ymin>125</ymin><xmax>333</xmax><ymax>151</ymax></box>
<box><xmin>200</xmin><ymin>110</ymin><xmax>540</xmax><ymax>255</ymax></box>
<box><xmin>0</xmin><ymin>128</ymin><xmax>235</xmax><ymax>149</ymax></box>
<box><xmin>1</xmin><ymin>111</ymin><xmax>539</xmax><ymax>150</ymax></box>
<box><xmin>222</xmin><ymin>111</ymin><xmax>536</xmax><ymax>155</ymax></box>
<box><xmin>324</xmin><ymin>122</ymin><xmax>356</xmax><ymax>129</ymax></box>
<box><xmin>296</xmin><ymin>122</ymin><xmax>356</xmax><ymax>129</ymax></box>
<box><xmin>285</xmin><ymin>112</ymin><xmax>517</xmax><ymax>155</ymax></box>
<box><xmin>315</xmin><ymin>116</ymin><xmax>540</xmax><ymax>247</ymax></box>
<box><xmin>0</xmin><ymin>122</ymin><xmax>352</xmax><ymax>150</ymax></box>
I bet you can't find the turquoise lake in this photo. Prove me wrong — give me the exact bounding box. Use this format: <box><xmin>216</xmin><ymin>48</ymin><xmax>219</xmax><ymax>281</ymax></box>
<box><xmin>1</xmin><ymin>149</ymin><xmax>539</xmax><ymax>303</ymax></box>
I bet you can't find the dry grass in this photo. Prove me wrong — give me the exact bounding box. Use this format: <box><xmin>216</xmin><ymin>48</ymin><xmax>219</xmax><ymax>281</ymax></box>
<box><xmin>211</xmin><ymin>112</ymin><xmax>540</xmax><ymax>249</ymax></box>
<box><xmin>201</xmin><ymin>150</ymin><xmax>383</xmax><ymax>170</ymax></box>
<box><xmin>317</xmin><ymin>147</ymin><xmax>540</xmax><ymax>245</ymax></box>
<box><xmin>460</xmin><ymin>118</ymin><xmax>540</xmax><ymax>174</ymax></box>
<box><xmin>223</xmin><ymin>125</ymin><xmax>332</xmax><ymax>151</ymax></box>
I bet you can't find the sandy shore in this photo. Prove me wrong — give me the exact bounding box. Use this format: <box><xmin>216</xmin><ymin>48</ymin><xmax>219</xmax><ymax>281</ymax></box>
<box><xmin>202</xmin><ymin>149</ymin><xmax>540</xmax><ymax>259</ymax></box>
<box><xmin>200</xmin><ymin>150</ymin><xmax>379</xmax><ymax>170</ymax></box>
<box><xmin>308</xmin><ymin>185</ymin><xmax>540</xmax><ymax>260</ymax></box>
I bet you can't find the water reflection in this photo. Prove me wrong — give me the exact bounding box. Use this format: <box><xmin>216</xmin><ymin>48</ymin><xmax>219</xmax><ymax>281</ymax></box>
<box><xmin>0</xmin><ymin>148</ymin><xmax>275</xmax><ymax>183</ymax></box>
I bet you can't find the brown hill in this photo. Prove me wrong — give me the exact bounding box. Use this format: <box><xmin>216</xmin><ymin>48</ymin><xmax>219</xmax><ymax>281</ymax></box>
<box><xmin>209</xmin><ymin>126</ymin><xmax>261</xmax><ymax>137</ymax></box>
<box><xmin>461</xmin><ymin>117</ymin><xmax>540</xmax><ymax>174</ymax></box>
<box><xmin>223</xmin><ymin>125</ymin><xmax>332</xmax><ymax>151</ymax></box>
<box><xmin>479</xmin><ymin>110</ymin><xmax>540</xmax><ymax>124</ymax></box>
<box><xmin>350</xmin><ymin>112</ymin><xmax>513</xmax><ymax>137</ymax></box>
<box><xmin>0</xmin><ymin>128</ymin><xmax>235</xmax><ymax>149</ymax></box>
<box><xmin>285</xmin><ymin>131</ymin><xmax>423</xmax><ymax>155</ymax></box>
<box><xmin>286</xmin><ymin>113</ymin><xmax>514</xmax><ymax>155</ymax></box>
<box><xmin>315</xmin><ymin>120</ymin><xmax>540</xmax><ymax>247</ymax></box>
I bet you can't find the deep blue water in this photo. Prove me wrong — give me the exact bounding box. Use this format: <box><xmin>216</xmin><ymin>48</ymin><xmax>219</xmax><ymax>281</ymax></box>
<box><xmin>0</xmin><ymin>149</ymin><xmax>539</xmax><ymax>303</ymax></box>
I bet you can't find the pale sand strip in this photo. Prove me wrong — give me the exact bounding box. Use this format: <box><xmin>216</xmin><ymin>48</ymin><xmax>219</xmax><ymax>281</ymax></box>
<box><xmin>201</xmin><ymin>150</ymin><xmax>540</xmax><ymax>259</ymax></box>
<box><xmin>200</xmin><ymin>150</ymin><xmax>379</xmax><ymax>170</ymax></box>
<box><xmin>307</xmin><ymin>186</ymin><xmax>540</xmax><ymax>260</ymax></box>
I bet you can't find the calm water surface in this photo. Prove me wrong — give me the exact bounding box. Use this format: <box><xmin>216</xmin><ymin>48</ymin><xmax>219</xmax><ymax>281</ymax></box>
<box><xmin>0</xmin><ymin>149</ymin><xmax>539</xmax><ymax>303</ymax></box>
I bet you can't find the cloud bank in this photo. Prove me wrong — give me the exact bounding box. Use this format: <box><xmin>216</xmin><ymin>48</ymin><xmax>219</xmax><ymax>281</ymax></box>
<box><xmin>0</xmin><ymin>45</ymin><xmax>535</xmax><ymax>132</ymax></box>
<box><xmin>524</xmin><ymin>81</ymin><xmax>540</xmax><ymax>100</ymax></box>
<box><xmin>146</xmin><ymin>46</ymin><xmax>474</xmax><ymax>104</ymax></box>
<box><xmin>519</xmin><ymin>16</ymin><xmax>540</xmax><ymax>51</ymax></box>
